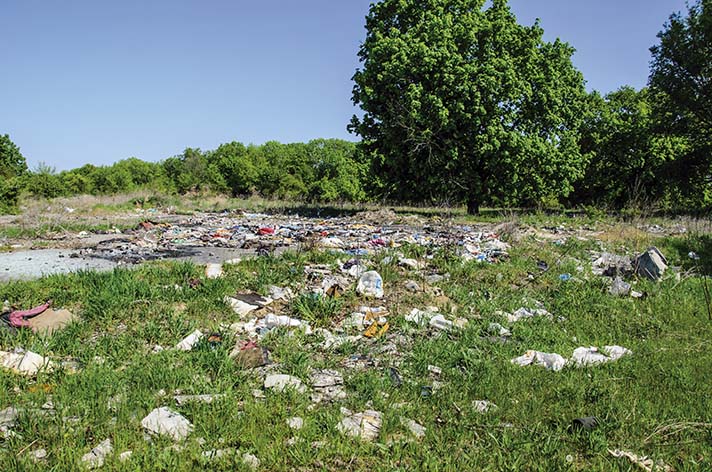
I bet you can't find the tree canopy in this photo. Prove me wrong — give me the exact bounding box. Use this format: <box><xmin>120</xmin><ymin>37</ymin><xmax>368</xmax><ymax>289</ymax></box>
<box><xmin>350</xmin><ymin>0</ymin><xmax>588</xmax><ymax>213</ymax></box>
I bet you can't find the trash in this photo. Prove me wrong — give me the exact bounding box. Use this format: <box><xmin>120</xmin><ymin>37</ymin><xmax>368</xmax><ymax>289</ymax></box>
<box><xmin>559</xmin><ymin>273</ymin><xmax>572</xmax><ymax>281</ymax></box>
<box><xmin>634</xmin><ymin>247</ymin><xmax>668</xmax><ymax>280</ymax></box>
<box><xmin>404</xmin><ymin>280</ymin><xmax>420</xmax><ymax>292</ymax></box>
<box><xmin>230</xmin><ymin>340</ymin><xmax>269</xmax><ymax>369</ymax></box>
<box><xmin>8</xmin><ymin>300</ymin><xmax>52</xmax><ymax>328</ymax></box>
<box><xmin>0</xmin><ymin>349</ymin><xmax>54</xmax><ymax>376</ymax></box>
<box><xmin>592</xmin><ymin>252</ymin><xmax>632</xmax><ymax>277</ymax></box>
<box><xmin>357</xmin><ymin>271</ymin><xmax>384</xmax><ymax>298</ymax></box>
<box><xmin>207</xmin><ymin>332</ymin><xmax>222</xmax><ymax>348</ymax></box>
<box><xmin>420</xmin><ymin>385</ymin><xmax>433</xmax><ymax>397</ymax></box>
<box><xmin>398</xmin><ymin>257</ymin><xmax>421</xmax><ymax>269</ymax></box>
<box><xmin>141</xmin><ymin>407</ymin><xmax>193</xmax><ymax>441</ymax></box>
<box><xmin>427</xmin><ymin>365</ymin><xmax>442</xmax><ymax>377</ymax></box>
<box><xmin>173</xmin><ymin>394</ymin><xmax>225</xmax><ymax>406</ymax></box>
<box><xmin>609</xmin><ymin>277</ymin><xmax>631</xmax><ymax>296</ymax></box>
<box><xmin>363</xmin><ymin>321</ymin><xmax>389</xmax><ymax>338</ymax></box>
<box><xmin>205</xmin><ymin>263</ymin><xmax>224</xmax><ymax>279</ymax></box>
<box><xmin>81</xmin><ymin>438</ymin><xmax>113</xmax><ymax>469</ymax></box>
<box><xmin>429</xmin><ymin>314</ymin><xmax>453</xmax><ymax>331</ymax></box>
<box><xmin>405</xmin><ymin>307</ymin><xmax>438</xmax><ymax>325</ymax></box>
<box><xmin>570</xmin><ymin>346</ymin><xmax>632</xmax><ymax>367</ymax></box>
<box><xmin>571</xmin><ymin>416</ymin><xmax>599</xmax><ymax>430</ymax></box>
<box><xmin>202</xmin><ymin>449</ymin><xmax>233</xmax><ymax>460</ymax></box>
<box><xmin>473</xmin><ymin>400</ymin><xmax>497</xmax><ymax>413</ymax></box>
<box><xmin>242</xmin><ymin>452</ymin><xmax>260</xmax><ymax>470</ymax></box>
<box><xmin>257</xmin><ymin>227</ymin><xmax>274</xmax><ymax>235</ymax></box>
<box><xmin>18</xmin><ymin>308</ymin><xmax>78</xmax><ymax>336</ymax></box>
<box><xmin>505</xmin><ymin>306</ymin><xmax>553</xmax><ymax>323</ymax></box>
<box><xmin>31</xmin><ymin>449</ymin><xmax>48</xmax><ymax>461</ymax></box>
<box><xmin>287</xmin><ymin>417</ymin><xmax>304</xmax><ymax>430</ymax></box>
<box><xmin>537</xmin><ymin>260</ymin><xmax>549</xmax><ymax>271</ymax></box>
<box><xmin>400</xmin><ymin>417</ymin><xmax>426</xmax><ymax>439</ymax></box>
<box><xmin>119</xmin><ymin>451</ymin><xmax>133</xmax><ymax>462</ymax></box>
<box><xmin>608</xmin><ymin>449</ymin><xmax>672</xmax><ymax>472</ymax></box>
<box><xmin>320</xmin><ymin>236</ymin><xmax>345</xmax><ymax>248</ymax></box>
<box><xmin>511</xmin><ymin>350</ymin><xmax>567</xmax><ymax>371</ymax></box>
<box><xmin>337</xmin><ymin>408</ymin><xmax>382</xmax><ymax>441</ymax></box>
<box><xmin>688</xmin><ymin>251</ymin><xmax>700</xmax><ymax>260</ymax></box>
<box><xmin>389</xmin><ymin>367</ymin><xmax>402</xmax><ymax>387</ymax></box>
<box><xmin>310</xmin><ymin>369</ymin><xmax>346</xmax><ymax>402</ymax></box>
<box><xmin>225</xmin><ymin>292</ymin><xmax>273</xmax><ymax>317</ymax></box>
<box><xmin>174</xmin><ymin>329</ymin><xmax>204</xmax><ymax>351</ymax></box>
<box><xmin>264</xmin><ymin>374</ymin><xmax>307</xmax><ymax>393</ymax></box>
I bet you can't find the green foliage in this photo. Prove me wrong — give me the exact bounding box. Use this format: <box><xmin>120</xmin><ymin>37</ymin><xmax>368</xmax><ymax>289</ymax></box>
<box><xmin>0</xmin><ymin>134</ymin><xmax>28</xmax><ymax>213</ymax></box>
<box><xmin>649</xmin><ymin>0</ymin><xmax>712</xmax><ymax>208</ymax></box>
<box><xmin>349</xmin><ymin>0</ymin><xmax>589</xmax><ymax>213</ymax></box>
<box><xmin>575</xmin><ymin>87</ymin><xmax>664</xmax><ymax>208</ymax></box>
<box><xmin>291</xmin><ymin>292</ymin><xmax>344</xmax><ymax>328</ymax></box>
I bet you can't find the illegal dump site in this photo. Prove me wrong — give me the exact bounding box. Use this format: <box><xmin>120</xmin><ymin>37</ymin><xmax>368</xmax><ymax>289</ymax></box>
<box><xmin>0</xmin><ymin>205</ymin><xmax>711</xmax><ymax>471</ymax></box>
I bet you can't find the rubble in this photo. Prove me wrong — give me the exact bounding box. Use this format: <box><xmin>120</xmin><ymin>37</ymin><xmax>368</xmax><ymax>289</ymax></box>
<box><xmin>81</xmin><ymin>438</ymin><xmax>113</xmax><ymax>469</ymax></box>
<box><xmin>310</xmin><ymin>369</ymin><xmax>346</xmax><ymax>403</ymax></box>
<box><xmin>571</xmin><ymin>346</ymin><xmax>632</xmax><ymax>367</ymax></box>
<box><xmin>141</xmin><ymin>407</ymin><xmax>193</xmax><ymax>441</ymax></box>
<box><xmin>337</xmin><ymin>408</ymin><xmax>382</xmax><ymax>441</ymax></box>
<box><xmin>634</xmin><ymin>247</ymin><xmax>668</xmax><ymax>280</ymax></box>
<box><xmin>264</xmin><ymin>374</ymin><xmax>307</xmax><ymax>393</ymax></box>
<box><xmin>511</xmin><ymin>350</ymin><xmax>567</xmax><ymax>371</ymax></box>
<box><xmin>0</xmin><ymin>349</ymin><xmax>54</xmax><ymax>376</ymax></box>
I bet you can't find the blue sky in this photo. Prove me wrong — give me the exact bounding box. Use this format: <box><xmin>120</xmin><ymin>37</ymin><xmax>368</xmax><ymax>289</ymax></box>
<box><xmin>0</xmin><ymin>0</ymin><xmax>687</xmax><ymax>170</ymax></box>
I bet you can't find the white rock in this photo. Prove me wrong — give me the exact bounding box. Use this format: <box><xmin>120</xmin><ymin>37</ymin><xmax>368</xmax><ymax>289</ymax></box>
<box><xmin>0</xmin><ymin>349</ymin><xmax>54</xmax><ymax>376</ymax></box>
<box><xmin>571</xmin><ymin>346</ymin><xmax>632</xmax><ymax>367</ymax></box>
<box><xmin>119</xmin><ymin>451</ymin><xmax>133</xmax><ymax>462</ymax></box>
<box><xmin>287</xmin><ymin>417</ymin><xmax>304</xmax><ymax>430</ymax></box>
<box><xmin>242</xmin><ymin>452</ymin><xmax>260</xmax><ymax>469</ymax></box>
<box><xmin>81</xmin><ymin>438</ymin><xmax>112</xmax><ymax>468</ymax></box>
<box><xmin>400</xmin><ymin>417</ymin><xmax>426</xmax><ymax>439</ymax></box>
<box><xmin>141</xmin><ymin>407</ymin><xmax>193</xmax><ymax>441</ymax></box>
<box><xmin>337</xmin><ymin>408</ymin><xmax>382</xmax><ymax>441</ymax></box>
<box><xmin>205</xmin><ymin>263</ymin><xmax>224</xmax><ymax>279</ymax></box>
<box><xmin>264</xmin><ymin>374</ymin><xmax>306</xmax><ymax>393</ymax></box>
<box><xmin>174</xmin><ymin>394</ymin><xmax>224</xmax><ymax>405</ymax></box>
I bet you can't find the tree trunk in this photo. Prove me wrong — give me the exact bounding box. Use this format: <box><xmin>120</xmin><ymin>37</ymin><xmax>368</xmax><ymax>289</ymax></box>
<box><xmin>466</xmin><ymin>197</ymin><xmax>480</xmax><ymax>215</ymax></box>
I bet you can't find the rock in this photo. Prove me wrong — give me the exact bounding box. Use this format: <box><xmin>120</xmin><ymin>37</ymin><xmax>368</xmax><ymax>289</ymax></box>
<box><xmin>310</xmin><ymin>369</ymin><xmax>346</xmax><ymax>402</ymax></box>
<box><xmin>81</xmin><ymin>438</ymin><xmax>112</xmax><ymax>469</ymax></box>
<box><xmin>337</xmin><ymin>408</ymin><xmax>382</xmax><ymax>441</ymax></box>
<box><xmin>31</xmin><ymin>448</ymin><xmax>48</xmax><ymax>462</ymax></box>
<box><xmin>119</xmin><ymin>451</ymin><xmax>133</xmax><ymax>462</ymax></box>
<box><xmin>0</xmin><ymin>407</ymin><xmax>18</xmax><ymax>438</ymax></box>
<box><xmin>571</xmin><ymin>346</ymin><xmax>632</xmax><ymax>367</ymax></box>
<box><xmin>204</xmin><ymin>263</ymin><xmax>223</xmax><ymax>279</ymax></box>
<box><xmin>242</xmin><ymin>452</ymin><xmax>260</xmax><ymax>470</ymax></box>
<box><xmin>634</xmin><ymin>247</ymin><xmax>667</xmax><ymax>280</ymax></box>
<box><xmin>287</xmin><ymin>417</ymin><xmax>304</xmax><ymax>430</ymax></box>
<box><xmin>173</xmin><ymin>394</ymin><xmax>224</xmax><ymax>405</ymax></box>
<box><xmin>264</xmin><ymin>374</ymin><xmax>306</xmax><ymax>393</ymax></box>
<box><xmin>400</xmin><ymin>417</ymin><xmax>426</xmax><ymax>439</ymax></box>
<box><xmin>141</xmin><ymin>407</ymin><xmax>193</xmax><ymax>441</ymax></box>
<box><xmin>609</xmin><ymin>277</ymin><xmax>631</xmax><ymax>296</ymax></box>
<box><xmin>0</xmin><ymin>349</ymin><xmax>54</xmax><ymax>376</ymax></box>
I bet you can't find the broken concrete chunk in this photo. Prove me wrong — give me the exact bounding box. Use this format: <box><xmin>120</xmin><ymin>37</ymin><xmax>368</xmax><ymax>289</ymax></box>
<box><xmin>356</xmin><ymin>271</ymin><xmax>384</xmax><ymax>298</ymax></box>
<box><xmin>173</xmin><ymin>394</ymin><xmax>224</xmax><ymax>406</ymax></box>
<box><xmin>337</xmin><ymin>408</ymin><xmax>382</xmax><ymax>441</ymax></box>
<box><xmin>511</xmin><ymin>350</ymin><xmax>567</xmax><ymax>371</ymax></box>
<box><xmin>264</xmin><ymin>374</ymin><xmax>306</xmax><ymax>393</ymax></box>
<box><xmin>174</xmin><ymin>329</ymin><xmax>204</xmax><ymax>351</ymax></box>
<box><xmin>488</xmin><ymin>322</ymin><xmax>511</xmax><ymax>337</ymax></box>
<box><xmin>81</xmin><ymin>438</ymin><xmax>112</xmax><ymax>469</ymax></box>
<box><xmin>141</xmin><ymin>407</ymin><xmax>193</xmax><ymax>441</ymax></box>
<box><xmin>400</xmin><ymin>417</ymin><xmax>426</xmax><ymax>439</ymax></box>
<box><xmin>0</xmin><ymin>349</ymin><xmax>54</xmax><ymax>376</ymax></box>
<box><xmin>429</xmin><ymin>314</ymin><xmax>453</xmax><ymax>331</ymax></box>
<box><xmin>609</xmin><ymin>277</ymin><xmax>631</xmax><ymax>296</ymax></box>
<box><xmin>310</xmin><ymin>369</ymin><xmax>346</xmax><ymax>402</ymax></box>
<box><xmin>634</xmin><ymin>247</ymin><xmax>667</xmax><ymax>280</ymax></box>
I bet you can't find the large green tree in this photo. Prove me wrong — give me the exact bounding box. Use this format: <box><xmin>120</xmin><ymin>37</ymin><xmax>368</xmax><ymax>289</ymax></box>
<box><xmin>649</xmin><ymin>0</ymin><xmax>712</xmax><ymax>207</ymax></box>
<box><xmin>349</xmin><ymin>0</ymin><xmax>588</xmax><ymax>213</ymax></box>
<box><xmin>0</xmin><ymin>134</ymin><xmax>28</xmax><ymax>213</ymax></box>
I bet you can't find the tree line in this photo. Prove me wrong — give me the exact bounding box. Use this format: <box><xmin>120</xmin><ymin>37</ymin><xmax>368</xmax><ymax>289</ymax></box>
<box><xmin>1</xmin><ymin>0</ymin><xmax>709</xmax><ymax>214</ymax></box>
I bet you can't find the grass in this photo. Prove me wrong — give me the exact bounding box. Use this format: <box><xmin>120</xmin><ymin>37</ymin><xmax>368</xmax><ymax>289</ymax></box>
<box><xmin>0</xmin><ymin>214</ymin><xmax>711</xmax><ymax>470</ymax></box>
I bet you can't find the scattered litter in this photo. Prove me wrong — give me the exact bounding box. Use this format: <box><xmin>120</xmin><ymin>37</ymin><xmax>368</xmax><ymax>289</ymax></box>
<box><xmin>406</xmin><ymin>307</ymin><xmax>439</xmax><ymax>325</ymax></box>
<box><xmin>400</xmin><ymin>417</ymin><xmax>426</xmax><ymax>439</ymax></box>
<box><xmin>608</xmin><ymin>449</ymin><xmax>672</xmax><ymax>472</ymax></box>
<box><xmin>0</xmin><ymin>349</ymin><xmax>54</xmax><ymax>376</ymax></box>
<box><xmin>337</xmin><ymin>408</ymin><xmax>382</xmax><ymax>441</ymax></box>
<box><xmin>205</xmin><ymin>263</ymin><xmax>224</xmax><ymax>279</ymax></box>
<box><xmin>429</xmin><ymin>314</ymin><xmax>453</xmax><ymax>331</ymax></box>
<box><xmin>119</xmin><ymin>451</ymin><xmax>132</xmax><ymax>462</ymax></box>
<box><xmin>264</xmin><ymin>374</ymin><xmax>307</xmax><ymax>393</ymax></box>
<box><xmin>389</xmin><ymin>367</ymin><xmax>402</xmax><ymax>387</ymax></box>
<box><xmin>571</xmin><ymin>416</ymin><xmax>599</xmax><ymax>430</ymax></box>
<box><xmin>7</xmin><ymin>300</ymin><xmax>52</xmax><ymax>328</ymax></box>
<box><xmin>404</xmin><ymin>280</ymin><xmax>420</xmax><ymax>292</ymax></box>
<box><xmin>634</xmin><ymin>247</ymin><xmax>667</xmax><ymax>280</ymax></box>
<box><xmin>174</xmin><ymin>329</ymin><xmax>204</xmax><ymax>351</ymax></box>
<box><xmin>427</xmin><ymin>365</ymin><xmax>442</xmax><ymax>377</ymax></box>
<box><xmin>202</xmin><ymin>449</ymin><xmax>233</xmax><ymax>460</ymax></box>
<box><xmin>174</xmin><ymin>394</ymin><xmax>224</xmax><ymax>405</ymax></box>
<box><xmin>473</xmin><ymin>400</ymin><xmax>497</xmax><ymax>413</ymax></box>
<box><xmin>81</xmin><ymin>438</ymin><xmax>113</xmax><ymax>469</ymax></box>
<box><xmin>224</xmin><ymin>292</ymin><xmax>273</xmax><ymax>317</ymax></box>
<box><xmin>504</xmin><ymin>306</ymin><xmax>553</xmax><ymax>323</ymax></box>
<box><xmin>287</xmin><ymin>417</ymin><xmax>304</xmax><ymax>430</ymax></box>
<box><xmin>688</xmin><ymin>251</ymin><xmax>700</xmax><ymax>260</ymax></box>
<box><xmin>320</xmin><ymin>236</ymin><xmax>345</xmax><ymax>248</ymax></box>
<box><xmin>141</xmin><ymin>407</ymin><xmax>193</xmax><ymax>441</ymax></box>
<box><xmin>357</xmin><ymin>271</ymin><xmax>384</xmax><ymax>298</ymax></box>
<box><xmin>592</xmin><ymin>252</ymin><xmax>632</xmax><ymax>277</ymax></box>
<box><xmin>488</xmin><ymin>322</ymin><xmax>511</xmax><ymax>337</ymax></box>
<box><xmin>571</xmin><ymin>346</ymin><xmax>632</xmax><ymax>367</ymax></box>
<box><xmin>511</xmin><ymin>350</ymin><xmax>567</xmax><ymax>371</ymax></box>
<box><xmin>31</xmin><ymin>449</ymin><xmax>48</xmax><ymax>462</ymax></box>
<box><xmin>559</xmin><ymin>273</ymin><xmax>572</xmax><ymax>281</ymax></box>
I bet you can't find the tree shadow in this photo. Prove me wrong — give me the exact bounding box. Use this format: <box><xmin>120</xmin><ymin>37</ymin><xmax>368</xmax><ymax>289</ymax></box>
<box><xmin>668</xmin><ymin>234</ymin><xmax>712</xmax><ymax>276</ymax></box>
